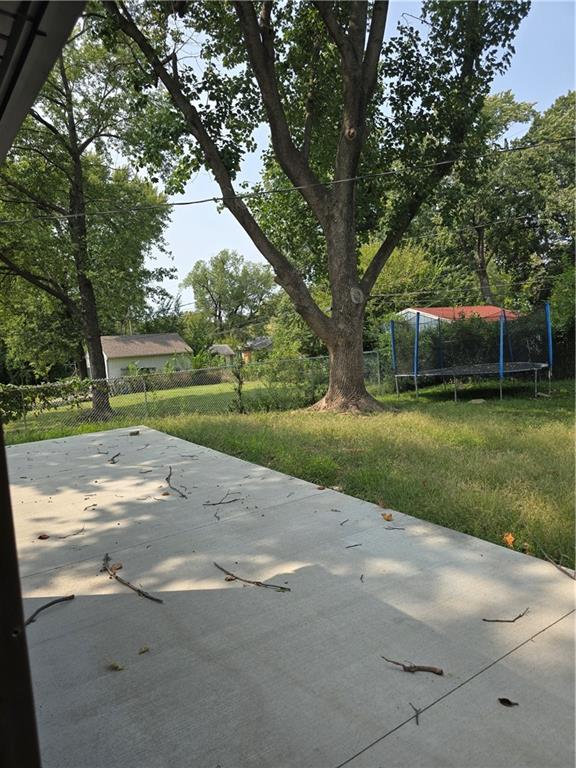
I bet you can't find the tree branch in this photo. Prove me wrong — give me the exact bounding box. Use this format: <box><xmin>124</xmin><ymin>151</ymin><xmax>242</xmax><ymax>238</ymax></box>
<box><xmin>362</xmin><ymin>2</ymin><xmax>389</xmax><ymax>104</ymax></box>
<box><xmin>313</xmin><ymin>2</ymin><xmax>353</xmax><ymax>65</ymax></box>
<box><xmin>104</xmin><ymin>1</ymin><xmax>332</xmax><ymax>342</ymax></box>
<box><xmin>348</xmin><ymin>2</ymin><xmax>368</xmax><ymax>63</ymax></box>
<box><xmin>10</xmin><ymin>144</ymin><xmax>73</xmax><ymax>182</ymax></box>
<box><xmin>0</xmin><ymin>251</ymin><xmax>76</xmax><ymax>310</ymax></box>
<box><xmin>29</xmin><ymin>109</ymin><xmax>70</xmax><ymax>150</ymax></box>
<box><xmin>361</xmin><ymin>1</ymin><xmax>483</xmax><ymax>295</ymax></box>
<box><xmin>0</xmin><ymin>172</ymin><xmax>67</xmax><ymax>215</ymax></box>
<box><xmin>233</xmin><ymin>1</ymin><xmax>330</xmax><ymax>229</ymax></box>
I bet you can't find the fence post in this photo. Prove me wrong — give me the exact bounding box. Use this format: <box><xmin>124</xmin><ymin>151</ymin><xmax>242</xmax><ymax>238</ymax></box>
<box><xmin>413</xmin><ymin>312</ymin><xmax>420</xmax><ymax>397</ymax></box>
<box><xmin>142</xmin><ymin>376</ymin><xmax>149</xmax><ymax>418</ymax></box>
<box><xmin>544</xmin><ymin>302</ymin><xmax>553</xmax><ymax>394</ymax></box>
<box><xmin>21</xmin><ymin>391</ymin><xmax>28</xmax><ymax>437</ymax></box>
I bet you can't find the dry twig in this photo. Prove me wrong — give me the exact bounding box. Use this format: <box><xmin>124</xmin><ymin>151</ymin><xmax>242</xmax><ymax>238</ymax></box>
<box><xmin>482</xmin><ymin>607</ymin><xmax>529</xmax><ymax>623</ymax></box>
<box><xmin>345</xmin><ymin>543</ymin><xmax>362</xmax><ymax>549</ymax></box>
<box><xmin>214</xmin><ymin>562</ymin><xmax>290</xmax><ymax>593</ymax></box>
<box><xmin>25</xmin><ymin>595</ymin><xmax>75</xmax><ymax>626</ymax></box>
<box><xmin>108</xmin><ymin>452</ymin><xmax>121</xmax><ymax>464</ymax></box>
<box><xmin>409</xmin><ymin>702</ymin><xmax>421</xmax><ymax>725</ymax></box>
<box><xmin>339</xmin><ymin>519</ymin><xmax>349</xmax><ymax>526</ymax></box>
<box><xmin>101</xmin><ymin>553</ymin><xmax>163</xmax><ymax>604</ymax></box>
<box><xmin>203</xmin><ymin>490</ymin><xmax>243</xmax><ymax>507</ymax></box>
<box><xmin>381</xmin><ymin>655</ymin><xmax>444</xmax><ymax>676</ymax></box>
<box><xmin>57</xmin><ymin>526</ymin><xmax>85</xmax><ymax>540</ymax></box>
<box><xmin>165</xmin><ymin>466</ymin><xmax>188</xmax><ymax>499</ymax></box>
<box><xmin>539</xmin><ymin>548</ymin><xmax>575</xmax><ymax>580</ymax></box>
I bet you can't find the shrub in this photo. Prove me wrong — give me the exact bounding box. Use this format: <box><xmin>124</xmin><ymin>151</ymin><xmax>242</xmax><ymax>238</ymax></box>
<box><xmin>0</xmin><ymin>378</ymin><xmax>93</xmax><ymax>423</ymax></box>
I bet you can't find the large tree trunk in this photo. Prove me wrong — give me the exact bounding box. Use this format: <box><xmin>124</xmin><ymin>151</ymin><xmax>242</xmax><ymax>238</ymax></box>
<box><xmin>312</xmin><ymin>330</ymin><xmax>382</xmax><ymax>412</ymax></box>
<box><xmin>311</xmin><ymin>252</ymin><xmax>382</xmax><ymax>412</ymax></box>
<box><xmin>60</xmin><ymin>56</ymin><xmax>112</xmax><ymax>418</ymax></box>
<box><xmin>75</xmin><ymin>343</ymin><xmax>88</xmax><ymax>379</ymax></box>
<box><xmin>70</xmin><ymin>195</ymin><xmax>112</xmax><ymax>417</ymax></box>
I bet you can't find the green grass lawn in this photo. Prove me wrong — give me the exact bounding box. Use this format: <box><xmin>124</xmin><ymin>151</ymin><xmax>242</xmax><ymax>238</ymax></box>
<box><xmin>4</xmin><ymin>378</ymin><xmax>574</xmax><ymax>568</ymax></box>
<box><xmin>154</xmin><ymin>380</ymin><xmax>575</xmax><ymax>568</ymax></box>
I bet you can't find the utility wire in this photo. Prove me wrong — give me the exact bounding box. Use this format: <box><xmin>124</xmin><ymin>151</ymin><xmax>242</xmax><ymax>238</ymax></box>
<box><xmin>0</xmin><ymin>136</ymin><xmax>573</xmax><ymax>227</ymax></box>
<box><xmin>181</xmin><ymin>276</ymin><xmax>555</xmax><ymax>340</ymax></box>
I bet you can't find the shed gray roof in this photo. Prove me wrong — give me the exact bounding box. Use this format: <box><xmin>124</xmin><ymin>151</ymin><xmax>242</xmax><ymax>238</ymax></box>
<box><xmin>209</xmin><ymin>344</ymin><xmax>236</xmax><ymax>357</ymax></box>
<box><xmin>100</xmin><ymin>334</ymin><xmax>192</xmax><ymax>359</ymax></box>
<box><xmin>244</xmin><ymin>336</ymin><xmax>272</xmax><ymax>351</ymax></box>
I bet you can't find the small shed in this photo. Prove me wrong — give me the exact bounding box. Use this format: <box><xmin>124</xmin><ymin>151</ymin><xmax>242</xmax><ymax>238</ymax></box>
<box><xmin>241</xmin><ymin>336</ymin><xmax>273</xmax><ymax>363</ymax></box>
<box><xmin>208</xmin><ymin>344</ymin><xmax>236</xmax><ymax>362</ymax></box>
<box><xmin>88</xmin><ymin>334</ymin><xmax>193</xmax><ymax>379</ymax></box>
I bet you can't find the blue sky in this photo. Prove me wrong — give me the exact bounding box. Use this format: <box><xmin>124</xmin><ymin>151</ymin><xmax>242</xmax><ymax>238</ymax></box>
<box><xmin>153</xmin><ymin>1</ymin><xmax>575</xmax><ymax>308</ymax></box>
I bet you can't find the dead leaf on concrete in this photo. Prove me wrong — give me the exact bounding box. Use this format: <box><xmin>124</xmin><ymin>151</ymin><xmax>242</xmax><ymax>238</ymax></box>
<box><xmin>109</xmin><ymin>562</ymin><xmax>123</xmax><ymax>575</ymax></box>
<box><xmin>107</xmin><ymin>661</ymin><xmax>124</xmax><ymax>671</ymax></box>
<box><xmin>498</xmin><ymin>698</ymin><xmax>519</xmax><ymax>707</ymax></box>
<box><xmin>37</xmin><ymin>533</ymin><xmax>50</xmax><ymax>540</ymax></box>
<box><xmin>381</xmin><ymin>512</ymin><xmax>393</xmax><ymax>522</ymax></box>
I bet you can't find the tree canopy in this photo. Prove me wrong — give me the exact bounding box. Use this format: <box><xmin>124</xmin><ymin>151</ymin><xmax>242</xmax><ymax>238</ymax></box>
<box><xmin>0</xmin><ymin>19</ymin><xmax>173</xmax><ymax>393</ymax></box>
<box><xmin>181</xmin><ymin>249</ymin><xmax>275</xmax><ymax>333</ymax></box>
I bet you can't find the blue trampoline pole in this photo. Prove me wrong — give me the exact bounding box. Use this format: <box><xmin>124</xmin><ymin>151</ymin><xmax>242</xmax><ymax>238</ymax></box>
<box><xmin>498</xmin><ymin>311</ymin><xmax>505</xmax><ymax>401</ymax></box>
<box><xmin>545</xmin><ymin>301</ymin><xmax>553</xmax><ymax>393</ymax></box>
<box><xmin>413</xmin><ymin>312</ymin><xmax>420</xmax><ymax>398</ymax></box>
<box><xmin>390</xmin><ymin>320</ymin><xmax>399</xmax><ymax>397</ymax></box>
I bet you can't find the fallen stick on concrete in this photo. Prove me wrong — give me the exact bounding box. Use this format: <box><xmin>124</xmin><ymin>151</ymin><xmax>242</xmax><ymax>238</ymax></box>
<box><xmin>381</xmin><ymin>655</ymin><xmax>444</xmax><ymax>676</ymax></box>
<box><xmin>108</xmin><ymin>452</ymin><xmax>121</xmax><ymax>464</ymax></box>
<box><xmin>57</xmin><ymin>526</ymin><xmax>86</xmax><ymax>540</ymax></box>
<box><xmin>482</xmin><ymin>607</ymin><xmax>529</xmax><ymax>623</ymax></box>
<box><xmin>203</xmin><ymin>491</ymin><xmax>243</xmax><ymax>506</ymax></box>
<box><xmin>101</xmin><ymin>554</ymin><xmax>163</xmax><ymax>604</ymax></box>
<box><xmin>165</xmin><ymin>465</ymin><xmax>188</xmax><ymax>499</ymax></box>
<box><xmin>409</xmin><ymin>702</ymin><xmax>421</xmax><ymax>725</ymax></box>
<box><xmin>539</xmin><ymin>549</ymin><xmax>575</xmax><ymax>580</ymax></box>
<box><xmin>25</xmin><ymin>595</ymin><xmax>75</xmax><ymax>626</ymax></box>
<box><xmin>214</xmin><ymin>562</ymin><xmax>291</xmax><ymax>593</ymax></box>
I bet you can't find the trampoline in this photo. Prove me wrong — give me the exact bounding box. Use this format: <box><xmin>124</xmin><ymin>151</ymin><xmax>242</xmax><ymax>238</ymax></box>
<box><xmin>390</xmin><ymin>303</ymin><xmax>553</xmax><ymax>400</ymax></box>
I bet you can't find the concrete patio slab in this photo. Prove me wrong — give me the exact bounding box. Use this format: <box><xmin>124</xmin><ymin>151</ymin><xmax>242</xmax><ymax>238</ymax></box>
<box><xmin>8</xmin><ymin>426</ymin><xmax>575</xmax><ymax>768</ymax></box>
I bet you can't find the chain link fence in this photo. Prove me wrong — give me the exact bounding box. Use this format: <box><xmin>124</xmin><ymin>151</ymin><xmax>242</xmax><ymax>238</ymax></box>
<box><xmin>1</xmin><ymin>350</ymin><xmax>390</xmax><ymax>444</ymax></box>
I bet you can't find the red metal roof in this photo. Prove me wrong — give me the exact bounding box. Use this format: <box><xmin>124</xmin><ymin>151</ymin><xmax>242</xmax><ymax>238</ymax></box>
<box><xmin>409</xmin><ymin>306</ymin><xmax>520</xmax><ymax>322</ymax></box>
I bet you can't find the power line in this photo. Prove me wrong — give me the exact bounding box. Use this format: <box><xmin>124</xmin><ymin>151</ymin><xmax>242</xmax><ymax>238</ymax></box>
<box><xmin>182</xmin><ymin>275</ymin><xmax>555</xmax><ymax>340</ymax></box>
<box><xmin>402</xmin><ymin>210</ymin><xmax>571</xmax><ymax>244</ymax></box>
<box><xmin>0</xmin><ymin>136</ymin><xmax>573</xmax><ymax>227</ymax></box>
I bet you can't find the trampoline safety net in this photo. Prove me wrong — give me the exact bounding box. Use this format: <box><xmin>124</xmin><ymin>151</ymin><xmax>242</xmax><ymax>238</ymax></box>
<box><xmin>390</xmin><ymin>304</ymin><xmax>552</xmax><ymax>385</ymax></box>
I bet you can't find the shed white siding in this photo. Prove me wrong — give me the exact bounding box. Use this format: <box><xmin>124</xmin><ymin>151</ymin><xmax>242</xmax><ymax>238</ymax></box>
<box><xmin>106</xmin><ymin>354</ymin><xmax>192</xmax><ymax>380</ymax></box>
<box><xmin>85</xmin><ymin>353</ymin><xmax>192</xmax><ymax>380</ymax></box>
